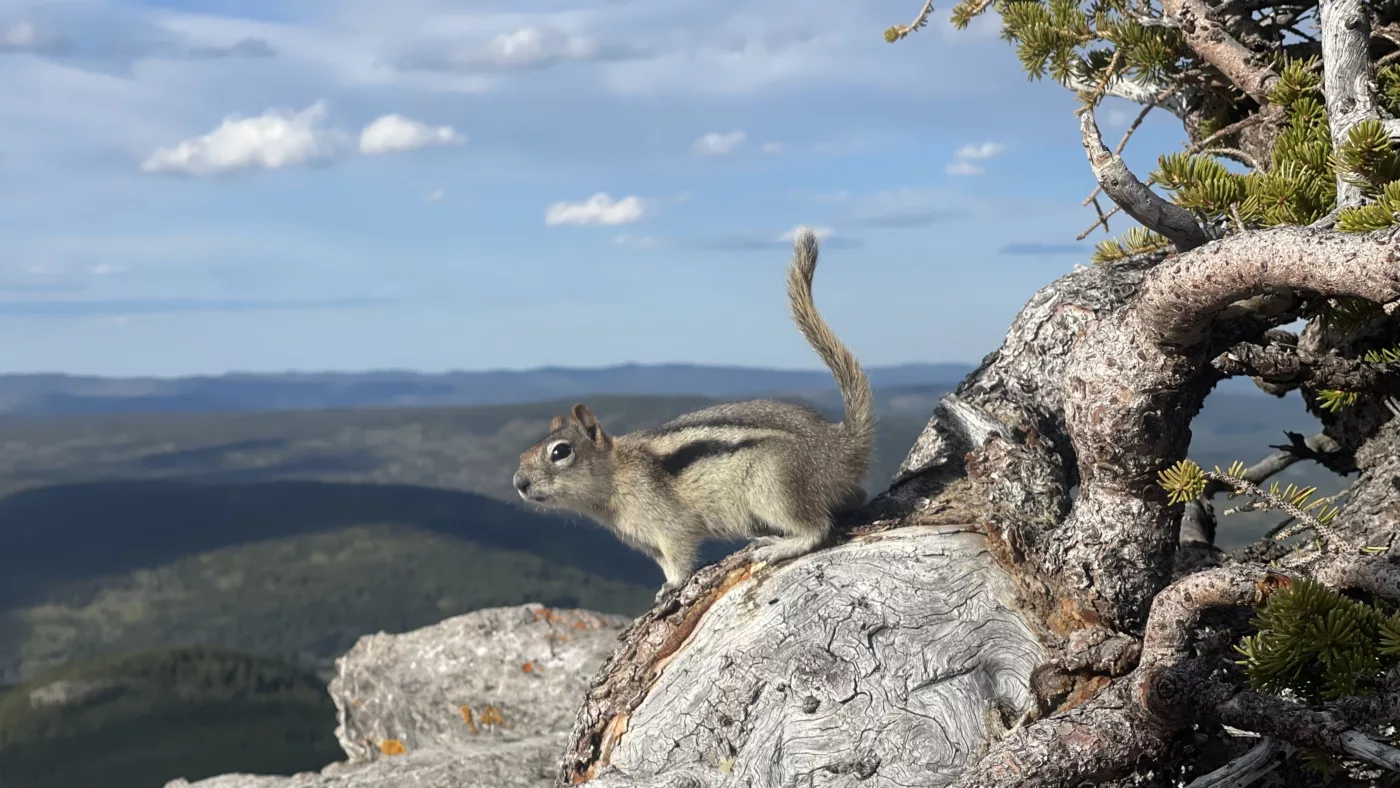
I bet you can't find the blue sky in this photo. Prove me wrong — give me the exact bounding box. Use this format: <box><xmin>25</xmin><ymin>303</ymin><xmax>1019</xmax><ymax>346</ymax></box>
<box><xmin>0</xmin><ymin>0</ymin><xmax>1189</xmax><ymax>377</ymax></box>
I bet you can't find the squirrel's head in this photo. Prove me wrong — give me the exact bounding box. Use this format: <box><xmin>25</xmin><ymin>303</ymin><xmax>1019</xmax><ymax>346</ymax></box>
<box><xmin>513</xmin><ymin>403</ymin><xmax>615</xmax><ymax>514</ymax></box>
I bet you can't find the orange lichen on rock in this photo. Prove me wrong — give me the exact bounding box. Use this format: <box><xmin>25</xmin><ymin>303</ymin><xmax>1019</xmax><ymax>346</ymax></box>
<box><xmin>461</xmin><ymin>705</ymin><xmax>479</xmax><ymax>734</ymax></box>
<box><xmin>522</xmin><ymin>661</ymin><xmax>536</xmax><ymax>673</ymax></box>
<box><xmin>479</xmin><ymin>705</ymin><xmax>509</xmax><ymax>728</ymax></box>
<box><xmin>379</xmin><ymin>739</ymin><xmax>407</xmax><ymax>756</ymax></box>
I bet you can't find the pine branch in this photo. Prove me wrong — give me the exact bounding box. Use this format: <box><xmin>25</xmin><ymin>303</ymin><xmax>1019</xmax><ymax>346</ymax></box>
<box><xmin>1202</xmin><ymin>469</ymin><xmax>1340</xmax><ymax>542</ymax></box>
<box><xmin>885</xmin><ymin>0</ymin><xmax>937</xmax><ymax>43</ymax></box>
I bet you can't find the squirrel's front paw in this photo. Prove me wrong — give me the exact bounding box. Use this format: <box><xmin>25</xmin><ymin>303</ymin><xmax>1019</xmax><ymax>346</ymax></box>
<box><xmin>653</xmin><ymin>582</ymin><xmax>680</xmax><ymax>603</ymax></box>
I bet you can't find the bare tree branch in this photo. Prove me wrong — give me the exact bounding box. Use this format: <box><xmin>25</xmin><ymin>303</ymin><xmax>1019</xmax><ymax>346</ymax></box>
<box><xmin>1186</xmin><ymin>113</ymin><xmax>1267</xmax><ymax>157</ymax></box>
<box><xmin>1160</xmin><ymin>0</ymin><xmax>1281</xmax><ymax>104</ymax></box>
<box><xmin>1312</xmin><ymin>553</ymin><xmax>1400</xmax><ymax>603</ymax></box>
<box><xmin>1194</xmin><ymin>677</ymin><xmax>1400</xmax><ymax>771</ymax></box>
<box><xmin>1319</xmin><ymin>0</ymin><xmax>1383</xmax><ymax>208</ymax></box>
<box><xmin>1077</xmin><ymin>199</ymin><xmax>1122</xmax><ymax>240</ymax></box>
<box><xmin>1213</xmin><ymin>341</ymin><xmax>1400</xmax><ymax>395</ymax></box>
<box><xmin>1079</xmin><ymin>107</ymin><xmax>1211</xmax><ymax>252</ymax></box>
<box><xmin>1184</xmin><ymin>737</ymin><xmax>1285</xmax><ymax>788</ymax></box>
<box><xmin>1385</xmin><ymin>118</ymin><xmax>1400</xmax><ymax>142</ymax></box>
<box><xmin>1062</xmin><ymin>73</ymin><xmax>1192</xmax><ymax>117</ymax></box>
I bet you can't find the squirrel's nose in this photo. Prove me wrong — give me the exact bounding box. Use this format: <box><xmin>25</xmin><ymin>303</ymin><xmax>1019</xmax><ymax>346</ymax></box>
<box><xmin>513</xmin><ymin>472</ymin><xmax>531</xmax><ymax>494</ymax></box>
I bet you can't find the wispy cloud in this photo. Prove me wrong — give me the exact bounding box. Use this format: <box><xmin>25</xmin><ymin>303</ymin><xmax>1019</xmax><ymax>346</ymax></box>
<box><xmin>140</xmin><ymin>101</ymin><xmax>345</xmax><ymax>176</ymax></box>
<box><xmin>760</xmin><ymin>141</ymin><xmax>784</xmax><ymax>154</ymax></box>
<box><xmin>0</xmin><ymin>16</ymin><xmax>275</xmax><ymax>69</ymax></box>
<box><xmin>396</xmin><ymin>26</ymin><xmax>644</xmax><ymax>73</ymax></box>
<box><xmin>545</xmin><ymin>193</ymin><xmax>645</xmax><ymax>226</ymax></box>
<box><xmin>0</xmin><ymin>283</ymin><xmax>86</xmax><ymax>294</ymax></box>
<box><xmin>946</xmin><ymin>141</ymin><xmax>1006</xmax><ymax>176</ymax></box>
<box><xmin>999</xmin><ymin>242</ymin><xmax>1088</xmax><ymax>256</ymax></box>
<box><xmin>840</xmin><ymin>189</ymin><xmax>971</xmax><ymax>228</ymax></box>
<box><xmin>358</xmin><ymin>114</ymin><xmax>465</xmax><ymax>155</ymax></box>
<box><xmin>688</xmin><ymin>226</ymin><xmax>857</xmax><ymax>251</ymax></box>
<box><xmin>692</xmin><ymin>130</ymin><xmax>746</xmax><ymax>156</ymax></box>
<box><xmin>2</xmin><ymin>21</ymin><xmax>44</xmax><ymax>51</ymax></box>
<box><xmin>612</xmin><ymin>234</ymin><xmax>658</xmax><ymax>249</ymax></box>
<box><xmin>778</xmin><ymin>225</ymin><xmax>834</xmax><ymax>242</ymax></box>
<box><xmin>0</xmin><ymin>296</ymin><xmax>396</xmax><ymax>317</ymax></box>
<box><xmin>790</xmin><ymin>189</ymin><xmax>851</xmax><ymax>205</ymax></box>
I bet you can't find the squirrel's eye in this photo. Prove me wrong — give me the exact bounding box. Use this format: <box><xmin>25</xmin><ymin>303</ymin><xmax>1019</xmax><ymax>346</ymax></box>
<box><xmin>550</xmin><ymin>443</ymin><xmax>573</xmax><ymax>462</ymax></box>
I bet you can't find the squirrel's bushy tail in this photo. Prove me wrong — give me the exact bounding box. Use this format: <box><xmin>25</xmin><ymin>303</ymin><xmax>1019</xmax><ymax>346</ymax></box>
<box><xmin>786</xmin><ymin>227</ymin><xmax>875</xmax><ymax>475</ymax></box>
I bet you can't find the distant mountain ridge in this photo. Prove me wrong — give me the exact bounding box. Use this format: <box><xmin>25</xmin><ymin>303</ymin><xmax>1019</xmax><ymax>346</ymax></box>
<box><xmin>0</xmin><ymin>363</ymin><xmax>977</xmax><ymax>417</ymax></box>
<box><xmin>0</xmin><ymin>362</ymin><xmax>1273</xmax><ymax>417</ymax></box>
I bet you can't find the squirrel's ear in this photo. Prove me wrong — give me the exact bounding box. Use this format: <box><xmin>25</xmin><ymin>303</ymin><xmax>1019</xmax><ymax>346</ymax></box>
<box><xmin>569</xmin><ymin>403</ymin><xmax>596</xmax><ymax>427</ymax></box>
<box><xmin>549</xmin><ymin>414</ymin><xmax>567</xmax><ymax>432</ymax></box>
<box><xmin>570</xmin><ymin>404</ymin><xmax>611</xmax><ymax>449</ymax></box>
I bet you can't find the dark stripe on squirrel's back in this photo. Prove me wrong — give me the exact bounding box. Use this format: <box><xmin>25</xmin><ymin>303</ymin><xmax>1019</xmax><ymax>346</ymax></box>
<box><xmin>646</xmin><ymin>402</ymin><xmax>824</xmax><ymax>436</ymax></box>
<box><xmin>657</xmin><ymin>438</ymin><xmax>763</xmax><ymax>476</ymax></box>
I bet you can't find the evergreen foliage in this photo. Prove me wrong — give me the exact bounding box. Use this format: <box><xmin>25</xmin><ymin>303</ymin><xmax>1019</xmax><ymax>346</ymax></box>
<box><xmin>1237</xmin><ymin>579</ymin><xmax>1400</xmax><ymax>702</ymax></box>
<box><xmin>1236</xmin><ymin>580</ymin><xmax>1400</xmax><ymax>775</ymax></box>
<box><xmin>921</xmin><ymin>1</ymin><xmax>1400</xmax><ymax>262</ymax></box>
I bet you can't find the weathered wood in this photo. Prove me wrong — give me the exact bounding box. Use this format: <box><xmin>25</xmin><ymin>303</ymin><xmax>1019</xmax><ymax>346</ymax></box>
<box><xmin>559</xmin><ymin>526</ymin><xmax>1045</xmax><ymax>787</ymax></box>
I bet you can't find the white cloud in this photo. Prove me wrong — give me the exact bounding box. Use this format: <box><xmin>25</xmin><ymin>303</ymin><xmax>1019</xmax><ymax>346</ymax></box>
<box><xmin>945</xmin><ymin>160</ymin><xmax>986</xmax><ymax>176</ymax></box>
<box><xmin>403</xmin><ymin>26</ymin><xmax>624</xmax><ymax>72</ymax></box>
<box><xmin>1105</xmin><ymin>107</ymin><xmax>1135</xmax><ymax>128</ymax></box>
<box><xmin>954</xmin><ymin>141</ymin><xmax>1006</xmax><ymax>160</ymax></box>
<box><xmin>140</xmin><ymin>101</ymin><xmax>344</xmax><ymax>176</ymax></box>
<box><xmin>841</xmin><ymin>188</ymin><xmax>970</xmax><ymax>227</ymax></box>
<box><xmin>91</xmin><ymin>264</ymin><xmax>124</xmax><ymax>276</ymax></box>
<box><xmin>4</xmin><ymin>21</ymin><xmax>36</xmax><ymax>48</ymax></box>
<box><xmin>612</xmin><ymin>234</ymin><xmax>657</xmax><ymax>249</ymax></box>
<box><xmin>946</xmin><ymin>141</ymin><xmax>1006</xmax><ymax>176</ymax></box>
<box><xmin>359</xmin><ymin>114</ymin><xmax>465</xmax><ymax>155</ymax></box>
<box><xmin>427</xmin><ymin>189</ymin><xmax>445</xmax><ymax>201</ymax></box>
<box><xmin>545</xmin><ymin>193</ymin><xmax>644</xmax><ymax>226</ymax></box>
<box><xmin>692</xmin><ymin>130</ymin><xmax>746</xmax><ymax>156</ymax></box>
<box><xmin>778</xmin><ymin>225</ymin><xmax>834</xmax><ymax>242</ymax></box>
<box><xmin>482</xmin><ymin>27</ymin><xmax>598</xmax><ymax>67</ymax></box>
<box><xmin>791</xmin><ymin>189</ymin><xmax>850</xmax><ymax>204</ymax></box>
<box><xmin>760</xmin><ymin>141</ymin><xmax>783</xmax><ymax>154</ymax></box>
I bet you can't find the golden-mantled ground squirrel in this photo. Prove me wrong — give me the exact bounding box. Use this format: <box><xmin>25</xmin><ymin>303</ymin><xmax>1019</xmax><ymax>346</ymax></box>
<box><xmin>512</xmin><ymin>228</ymin><xmax>874</xmax><ymax>600</ymax></box>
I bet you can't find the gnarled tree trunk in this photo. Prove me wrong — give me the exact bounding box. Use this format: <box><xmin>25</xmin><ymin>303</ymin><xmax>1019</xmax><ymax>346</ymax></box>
<box><xmin>556</xmin><ymin>222</ymin><xmax>1400</xmax><ymax>787</ymax></box>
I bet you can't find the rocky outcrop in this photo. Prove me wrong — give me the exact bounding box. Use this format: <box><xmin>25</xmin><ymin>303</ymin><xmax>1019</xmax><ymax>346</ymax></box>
<box><xmin>166</xmin><ymin>604</ymin><xmax>630</xmax><ymax>788</ymax></box>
